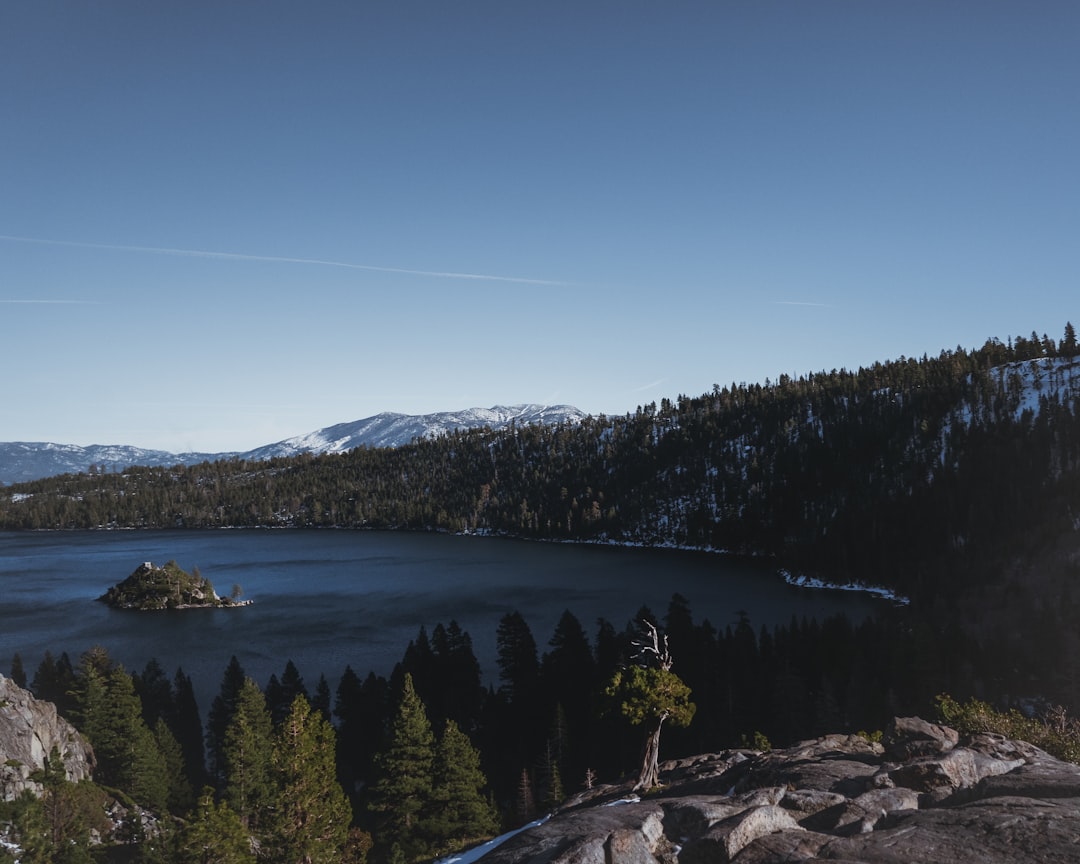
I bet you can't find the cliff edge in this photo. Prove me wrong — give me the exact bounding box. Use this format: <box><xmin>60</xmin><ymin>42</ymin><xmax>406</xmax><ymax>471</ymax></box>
<box><xmin>0</xmin><ymin>674</ymin><xmax>94</xmax><ymax>800</ymax></box>
<box><xmin>476</xmin><ymin>716</ymin><xmax>1080</xmax><ymax>863</ymax></box>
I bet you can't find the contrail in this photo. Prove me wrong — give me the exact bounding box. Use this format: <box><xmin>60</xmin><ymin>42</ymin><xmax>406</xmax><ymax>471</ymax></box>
<box><xmin>0</xmin><ymin>299</ymin><xmax>99</xmax><ymax>304</ymax></box>
<box><xmin>0</xmin><ymin>234</ymin><xmax>570</xmax><ymax>287</ymax></box>
<box><xmin>769</xmin><ymin>300</ymin><xmax>834</xmax><ymax>308</ymax></box>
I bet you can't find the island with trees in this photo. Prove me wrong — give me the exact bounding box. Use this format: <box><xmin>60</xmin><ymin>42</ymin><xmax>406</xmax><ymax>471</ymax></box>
<box><xmin>97</xmin><ymin>560</ymin><xmax>249</xmax><ymax>610</ymax></box>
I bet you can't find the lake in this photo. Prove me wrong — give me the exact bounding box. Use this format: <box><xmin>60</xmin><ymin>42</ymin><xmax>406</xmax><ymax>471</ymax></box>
<box><xmin>0</xmin><ymin>529</ymin><xmax>882</xmax><ymax>713</ymax></box>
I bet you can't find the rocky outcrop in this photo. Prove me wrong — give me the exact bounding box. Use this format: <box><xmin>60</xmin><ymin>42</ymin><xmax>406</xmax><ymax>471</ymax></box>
<box><xmin>98</xmin><ymin>560</ymin><xmax>249</xmax><ymax>610</ymax></box>
<box><xmin>477</xmin><ymin>716</ymin><xmax>1080</xmax><ymax>863</ymax></box>
<box><xmin>0</xmin><ymin>674</ymin><xmax>94</xmax><ymax>799</ymax></box>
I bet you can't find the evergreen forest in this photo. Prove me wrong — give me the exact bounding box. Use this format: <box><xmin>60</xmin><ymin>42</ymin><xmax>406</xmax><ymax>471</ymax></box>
<box><xmin>3</xmin><ymin>324</ymin><xmax>1080</xmax><ymax>861</ymax></box>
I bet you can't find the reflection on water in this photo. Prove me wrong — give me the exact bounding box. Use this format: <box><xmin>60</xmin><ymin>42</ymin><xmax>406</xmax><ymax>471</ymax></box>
<box><xmin>0</xmin><ymin>529</ymin><xmax>880</xmax><ymax>714</ymax></box>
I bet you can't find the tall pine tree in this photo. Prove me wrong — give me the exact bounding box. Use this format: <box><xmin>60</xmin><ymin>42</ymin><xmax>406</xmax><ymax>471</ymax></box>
<box><xmin>368</xmin><ymin>673</ymin><xmax>435</xmax><ymax>862</ymax></box>
<box><xmin>429</xmin><ymin>720</ymin><xmax>499</xmax><ymax>855</ymax></box>
<box><xmin>223</xmin><ymin>678</ymin><xmax>275</xmax><ymax>834</ymax></box>
<box><xmin>269</xmin><ymin>695</ymin><xmax>351</xmax><ymax>864</ymax></box>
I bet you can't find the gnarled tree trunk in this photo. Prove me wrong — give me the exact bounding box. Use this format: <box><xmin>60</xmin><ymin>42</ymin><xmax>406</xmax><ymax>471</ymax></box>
<box><xmin>634</xmin><ymin>711</ymin><xmax>668</xmax><ymax>791</ymax></box>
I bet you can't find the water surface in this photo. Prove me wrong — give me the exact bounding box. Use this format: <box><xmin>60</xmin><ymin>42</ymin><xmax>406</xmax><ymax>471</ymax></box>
<box><xmin>0</xmin><ymin>529</ymin><xmax>880</xmax><ymax>711</ymax></box>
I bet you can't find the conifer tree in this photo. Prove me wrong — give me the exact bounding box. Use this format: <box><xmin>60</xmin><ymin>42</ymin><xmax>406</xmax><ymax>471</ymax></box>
<box><xmin>104</xmin><ymin>666</ymin><xmax>171</xmax><ymax>813</ymax></box>
<box><xmin>267</xmin><ymin>659</ymin><xmax>308</xmax><ymax>725</ymax></box>
<box><xmin>1064</xmin><ymin>321</ymin><xmax>1078</xmax><ymax>357</ymax></box>
<box><xmin>176</xmin><ymin>788</ymin><xmax>255</xmax><ymax>864</ymax></box>
<box><xmin>134</xmin><ymin>658</ymin><xmax>174</xmax><ymax>729</ymax></box>
<box><xmin>368</xmin><ymin>673</ymin><xmax>435</xmax><ymax>861</ymax></box>
<box><xmin>22</xmin><ymin>745</ymin><xmax>95</xmax><ymax>863</ymax></box>
<box><xmin>223</xmin><ymin>678</ymin><xmax>275</xmax><ymax>833</ymax></box>
<box><xmin>605</xmin><ymin>622</ymin><xmax>695</xmax><ymax>790</ymax></box>
<box><xmin>153</xmin><ymin>718</ymin><xmax>194</xmax><ymax>814</ymax></box>
<box><xmin>207</xmin><ymin>656</ymin><xmax>247</xmax><ymax>785</ymax></box>
<box><xmin>269</xmin><ymin>695</ymin><xmax>351</xmax><ymax>864</ymax></box>
<box><xmin>312</xmin><ymin>674</ymin><xmax>332</xmax><ymax>722</ymax></box>
<box><xmin>171</xmin><ymin>667</ymin><xmax>207</xmax><ymax>791</ymax></box>
<box><xmin>514</xmin><ymin>769</ymin><xmax>535</xmax><ymax>824</ymax></box>
<box><xmin>10</xmin><ymin>652</ymin><xmax>27</xmax><ymax>688</ymax></box>
<box><xmin>429</xmin><ymin>720</ymin><xmax>499</xmax><ymax>854</ymax></box>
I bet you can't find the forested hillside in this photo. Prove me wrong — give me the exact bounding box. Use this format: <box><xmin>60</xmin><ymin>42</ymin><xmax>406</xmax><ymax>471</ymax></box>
<box><xmin>6</xmin><ymin>326</ymin><xmax>1080</xmax><ymax>861</ymax></box>
<box><xmin>4</xmin><ymin>325</ymin><xmax>1079</xmax><ymax>605</ymax></box>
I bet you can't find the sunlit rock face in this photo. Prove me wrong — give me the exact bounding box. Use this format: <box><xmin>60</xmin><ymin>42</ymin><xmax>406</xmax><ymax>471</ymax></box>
<box><xmin>0</xmin><ymin>674</ymin><xmax>95</xmax><ymax>800</ymax></box>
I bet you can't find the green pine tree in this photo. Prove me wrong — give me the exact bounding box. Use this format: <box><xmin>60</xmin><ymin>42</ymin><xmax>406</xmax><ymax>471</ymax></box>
<box><xmin>368</xmin><ymin>673</ymin><xmax>435</xmax><ymax>862</ymax></box>
<box><xmin>104</xmin><ymin>666</ymin><xmax>171</xmax><ymax>813</ymax></box>
<box><xmin>153</xmin><ymin>717</ymin><xmax>195</xmax><ymax>814</ymax></box>
<box><xmin>223</xmin><ymin>678</ymin><xmax>275</xmax><ymax>834</ymax></box>
<box><xmin>175</xmin><ymin>787</ymin><xmax>255</xmax><ymax>864</ymax></box>
<box><xmin>10</xmin><ymin>651</ymin><xmax>27</xmax><ymax>688</ymax></box>
<box><xmin>604</xmin><ymin>623</ymin><xmax>696</xmax><ymax>791</ymax></box>
<box><xmin>72</xmin><ymin>654</ymin><xmax>170</xmax><ymax>813</ymax></box>
<box><xmin>428</xmin><ymin>720</ymin><xmax>500</xmax><ymax>855</ymax></box>
<box><xmin>269</xmin><ymin>695</ymin><xmax>351</xmax><ymax>864</ymax></box>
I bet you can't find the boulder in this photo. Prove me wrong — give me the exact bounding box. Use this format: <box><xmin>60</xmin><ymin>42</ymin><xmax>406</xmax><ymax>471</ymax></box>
<box><xmin>815</xmin><ymin>796</ymin><xmax>1080</xmax><ymax>863</ymax></box>
<box><xmin>679</xmin><ymin>805</ymin><xmax>803</xmax><ymax>863</ymax></box>
<box><xmin>472</xmin><ymin>718</ymin><xmax>1080</xmax><ymax>864</ymax></box>
<box><xmin>884</xmin><ymin>715</ymin><xmax>959</xmax><ymax>760</ymax></box>
<box><xmin>476</xmin><ymin>799</ymin><xmax>668</xmax><ymax>864</ymax></box>
<box><xmin>0</xmin><ymin>674</ymin><xmax>94</xmax><ymax>800</ymax></box>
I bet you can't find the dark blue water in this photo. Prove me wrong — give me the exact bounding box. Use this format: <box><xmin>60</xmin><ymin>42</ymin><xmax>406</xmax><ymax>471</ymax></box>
<box><xmin>0</xmin><ymin>530</ymin><xmax>880</xmax><ymax>712</ymax></box>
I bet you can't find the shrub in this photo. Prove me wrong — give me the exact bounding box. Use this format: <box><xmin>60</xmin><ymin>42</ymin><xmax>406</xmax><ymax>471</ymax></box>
<box><xmin>935</xmin><ymin>693</ymin><xmax>1080</xmax><ymax>764</ymax></box>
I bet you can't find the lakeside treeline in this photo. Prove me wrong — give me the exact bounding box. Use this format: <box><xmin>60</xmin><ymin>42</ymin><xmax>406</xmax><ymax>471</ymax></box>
<box><xmin>7</xmin><ymin>587</ymin><xmax>1068</xmax><ymax>862</ymax></box>
<box><xmin>3</xmin><ymin>326</ymin><xmax>1079</xmax><ymax>609</ymax></box>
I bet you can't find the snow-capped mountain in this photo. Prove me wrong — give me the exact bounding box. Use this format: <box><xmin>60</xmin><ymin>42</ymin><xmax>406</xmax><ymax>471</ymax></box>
<box><xmin>0</xmin><ymin>442</ymin><xmax>229</xmax><ymax>487</ymax></box>
<box><xmin>0</xmin><ymin>404</ymin><xmax>586</xmax><ymax>486</ymax></box>
<box><xmin>240</xmin><ymin>404</ymin><xmax>586</xmax><ymax>461</ymax></box>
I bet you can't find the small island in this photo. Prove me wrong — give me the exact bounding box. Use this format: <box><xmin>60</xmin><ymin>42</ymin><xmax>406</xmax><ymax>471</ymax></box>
<box><xmin>97</xmin><ymin>560</ymin><xmax>251</xmax><ymax>610</ymax></box>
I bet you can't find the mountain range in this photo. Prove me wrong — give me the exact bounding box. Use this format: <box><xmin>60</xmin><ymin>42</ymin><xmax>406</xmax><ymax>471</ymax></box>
<box><xmin>0</xmin><ymin>404</ymin><xmax>586</xmax><ymax>486</ymax></box>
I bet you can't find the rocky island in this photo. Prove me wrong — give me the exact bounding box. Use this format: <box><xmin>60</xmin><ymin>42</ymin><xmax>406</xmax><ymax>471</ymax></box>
<box><xmin>97</xmin><ymin>560</ymin><xmax>249</xmax><ymax>610</ymax></box>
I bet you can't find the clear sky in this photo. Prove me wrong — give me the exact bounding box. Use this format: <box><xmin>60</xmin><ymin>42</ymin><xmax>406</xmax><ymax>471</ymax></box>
<box><xmin>2</xmin><ymin>2</ymin><xmax>1078</xmax><ymax>453</ymax></box>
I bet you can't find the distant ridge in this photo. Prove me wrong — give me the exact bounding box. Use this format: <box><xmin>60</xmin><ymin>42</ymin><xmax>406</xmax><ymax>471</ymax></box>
<box><xmin>240</xmin><ymin>404</ymin><xmax>586</xmax><ymax>461</ymax></box>
<box><xmin>0</xmin><ymin>404</ymin><xmax>586</xmax><ymax>485</ymax></box>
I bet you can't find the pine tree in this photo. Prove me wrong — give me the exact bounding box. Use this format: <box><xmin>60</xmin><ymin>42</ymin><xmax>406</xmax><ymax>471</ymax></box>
<box><xmin>429</xmin><ymin>720</ymin><xmax>499</xmax><ymax>854</ymax></box>
<box><xmin>105</xmin><ymin>666</ymin><xmax>171</xmax><ymax>813</ymax></box>
<box><xmin>604</xmin><ymin>622</ymin><xmax>695</xmax><ymax>790</ymax></box>
<box><xmin>514</xmin><ymin>769</ymin><xmax>535</xmax><ymax>824</ymax></box>
<box><xmin>10</xmin><ymin>652</ymin><xmax>27</xmax><ymax>688</ymax></box>
<box><xmin>496</xmin><ymin>612</ymin><xmax>539</xmax><ymax>704</ymax></box>
<box><xmin>268</xmin><ymin>660</ymin><xmax>308</xmax><ymax>725</ymax></box>
<box><xmin>176</xmin><ymin>788</ymin><xmax>255</xmax><ymax>864</ymax></box>
<box><xmin>223</xmin><ymin>678</ymin><xmax>275</xmax><ymax>834</ymax></box>
<box><xmin>153</xmin><ymin>718</ymin><xmax>194</xmax><ymax>814</ymax></box>
<box><xmin>207</xmin><ymin>656</ymin><xmax>247</xmax><ymax>785</ymax></box>
<box><xmin>1063</xmin><ymin>321</ymin><xmax>1078</xmax><ymax>357</ymax></box>
<box><xmin>171</xmin><ymin>667</ymin><xmax>207</xmax><ymax>791</ymax></box>
<box><xmin>312</xmin><ymin>674</ymin><xmax>332</xmax><ymax>722</ymax></box>
<box><xmin>134</xmin><ymin>658</ymin><xmax>174</xmax><ymax>729</ymax></box>
<box><xmin>269</xmin><ymin>695</ymin><xmax>351</xmax><ymax>864</ymax></box>
<box><xmin>23</xmin><ymin>745</ymin><xmax>95</xmax><ymax>863</ymax></box>
<box><xmin>368</xmin><ymin>673</ymin><xmax>435</xmax><ymax>861</ymax></box>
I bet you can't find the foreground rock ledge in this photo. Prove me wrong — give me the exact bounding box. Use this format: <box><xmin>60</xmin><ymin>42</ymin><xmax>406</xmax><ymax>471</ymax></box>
<box><xmin>477</xmin><ymin>716</ymin><xmax>1080</xmax><ymax>863</ymax></box>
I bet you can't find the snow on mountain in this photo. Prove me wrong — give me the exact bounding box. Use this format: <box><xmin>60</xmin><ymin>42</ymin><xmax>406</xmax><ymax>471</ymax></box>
<box><xmin>0</xmin><ymin>404</ymin><xmax>586</xmax><ymax>486</ymax></box>
<box><xmin>239</xmin><ymin>404</ymin><xmax>587</xmax><ymax>461</ymax></box>
<box><xmin>0</xmin><ymin>441</ymin><xmax>228</xmax><ymax>487</ymax></box>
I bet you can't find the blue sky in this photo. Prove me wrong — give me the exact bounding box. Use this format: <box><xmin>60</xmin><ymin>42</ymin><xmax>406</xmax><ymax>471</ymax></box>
<box><xmin>2</xmin><ymin>2</ymin><xmax>1078</xmax><ymax>453</ymax></box>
